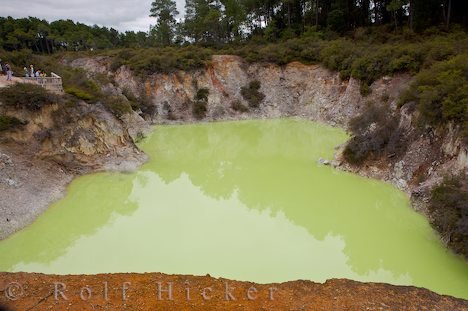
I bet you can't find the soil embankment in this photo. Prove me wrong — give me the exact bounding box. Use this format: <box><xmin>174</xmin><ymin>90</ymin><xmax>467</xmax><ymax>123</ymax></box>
<box><xmin>1</xmin><ymin>272</ymin><xmax>467</xmax><ymax>310</ymax></box>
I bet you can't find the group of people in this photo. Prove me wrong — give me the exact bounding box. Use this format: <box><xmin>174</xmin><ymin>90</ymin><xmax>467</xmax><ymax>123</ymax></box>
<box><xmin>0</xmin><ymin>61</ymin><xmax>48</xmax><ymax>82</ymax></box>
<box><xmin>24</xmin><ymin>65</ymin><xmax>47</xmax><ymax>78</ymax></box>
<box><xmin>0</xmin><ymin>59</ymin><xmax>13</xmax><ymax>82</ymax></box>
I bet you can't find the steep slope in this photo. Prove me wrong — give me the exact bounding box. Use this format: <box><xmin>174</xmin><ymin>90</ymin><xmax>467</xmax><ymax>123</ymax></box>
<box><xmin>0</xmin><ymin>100</ymin><xmax>147</xmax><ymax>240</ymax></box>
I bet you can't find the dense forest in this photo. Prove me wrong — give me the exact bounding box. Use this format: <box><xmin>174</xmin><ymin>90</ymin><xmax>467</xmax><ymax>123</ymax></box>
<box><xmin>1</xmin><ymin>0</ymin><xmax>467</xmax><ymax>51</ymax></box>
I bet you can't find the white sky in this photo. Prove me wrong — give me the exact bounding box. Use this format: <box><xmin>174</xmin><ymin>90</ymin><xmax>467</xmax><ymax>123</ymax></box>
<box><xmin>2</xmin><ymin>0</ymin><xmax>186</xmax><ymax>32</ymax></box>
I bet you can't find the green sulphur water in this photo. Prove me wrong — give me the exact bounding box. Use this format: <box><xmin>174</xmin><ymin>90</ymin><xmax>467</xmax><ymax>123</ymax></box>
<box><xmin>0</xmin><ymin>119</ymin><xmax>467</xmax><ymax>299</ymax></box>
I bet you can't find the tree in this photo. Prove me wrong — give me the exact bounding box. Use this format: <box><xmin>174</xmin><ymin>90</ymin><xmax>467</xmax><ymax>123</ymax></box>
<box><xmin>150</xmin><ymin>0</ymin><xmax>179</xmax><ymax>45</ymax></box>
<box><xmin>412</xmin><ymin>0</ymin><xmax>442</xmax><ymax>31</ymax></box>
<box><xmin>184</xmin><ymin>0</ymin><xmax>224</xmax><ymax>44</ymax></box>
<box><xmin>386</xmin><ymin>0</ymin><xmax>406</xmax><ymax>29</ymax></box>
<box><xmin>221</xmin><ymin>0</ymin><xmax>246</xmax><ymax>41</ymax></box>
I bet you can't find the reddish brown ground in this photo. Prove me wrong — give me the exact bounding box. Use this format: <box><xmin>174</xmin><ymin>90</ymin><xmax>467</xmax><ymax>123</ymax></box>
<box><xmin>0</xmin><ymin>273</ymin><xmax>466</xmax><ymax>310</ymax></box>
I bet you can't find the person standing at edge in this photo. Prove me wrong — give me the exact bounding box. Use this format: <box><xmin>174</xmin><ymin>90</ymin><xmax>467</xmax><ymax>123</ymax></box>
<box><xmin>5</xmin><ymin>63</ymin><xmax>12</xmax><ymax>81</ymax></box>
<box><xmin>30</xmin><ymin>64</ymin><xmax>34</xmax><ymax>77</ymax></box>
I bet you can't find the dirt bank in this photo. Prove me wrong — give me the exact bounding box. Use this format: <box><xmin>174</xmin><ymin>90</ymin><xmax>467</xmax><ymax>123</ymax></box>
<box><xmin>1</xmin><ymin>272</ymin><xmax>467</xmax><ymax>310</ymax></box>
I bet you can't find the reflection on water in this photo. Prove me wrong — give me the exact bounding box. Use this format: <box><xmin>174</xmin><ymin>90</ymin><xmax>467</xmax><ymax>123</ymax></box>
<box><xmin>0</xmin><ymin>119</ymin><xmax>467</xmax><ymax>299</ymax></box>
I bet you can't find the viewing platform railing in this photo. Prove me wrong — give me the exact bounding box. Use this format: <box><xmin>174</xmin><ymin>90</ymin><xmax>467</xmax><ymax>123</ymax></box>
<box><xmin>19</xmin><ymin>72</ymin><xmax>64</xmax><ymax>93</ymax></box>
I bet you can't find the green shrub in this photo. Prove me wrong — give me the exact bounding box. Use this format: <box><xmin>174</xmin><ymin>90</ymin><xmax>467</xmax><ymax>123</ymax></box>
<box><xmin>93</xmin><ymin>72</ymin><xmax>113</xmax><ymax>86</ymax></box>
<box><xmin>64</xmin><ymin>86</ymin><xmax>94</xmax><ymax>101</ymax></box>
<box><xmin>121</xmin><ymin>88</ymin><xmax>142</xmax><ymax>111</ymax></box>
<box><xmin>191</xmin><ymin>87</ymin><xmax>209</xmax><ymax>119</ymax></box>
<box><xmin>429</xmin><ymin>175</ymin><xmax>468</xmax><ymax>257</ymax></box>
<box><xmin>343</xmin><ymin>102</ymin><xmax>404</xmax><ymax>164</ymax></box>
<box><xmin>109</xmin><ymin>49</ymin><xmax>136</xmax><ymax>71</ymax></box>
<box><xmin>319</xmin><ymin>39</ymin><xmax>356</xmax><ymax>75</ymax></box>
<box><xmin>28</xmin><ymin>59</ymin><xmax>102</xmax><ymax>103</ymax></box>
<box><xmin>0</xmin><ymin>115</ymin><xmax>24</xmax><ymax>131</ymax></box>
<box><xmin>108</xmin><ymin>46</ymin><xmax>213</xmax><ymax>75</ymax></box>
<box><xmin>195</xmin><ymin>88</ymin><xmax>209</xmax><ymax>101</ymax></box>
<box><xmin>0</xmin><ymin>49</ymin><xmax>35</xmax><ymax>73</ymax></box>
<box><xmin>89</xmin><ymin>30</ymin><xmax>467</xmax><ymax>115</ymax></box>
<box><xmin>241</xmin><ymin>80</ymin><xmax>265</xmax><ymax>108</ymax></box>
<box><xmin>359</xmin><ymin>83</ymin><xmax>371</xmax><ymax>96</ymax></box>
<box><xmin>230</xmin><ymin>100</ymin><xmax>249</xmax><ymax>112</ymax></box>
<box><xmin>62</xmin><ymin>70</ymin><xmax>100</xmax><ymax>102</ymax></box>
<box><xmin>102</xmin><ymin>96</ymin><xmax>133</xmax><ymax>117</ymax></box>
<box><xmin>122</xmin><ymin>88</ymin><xmax>138</xmax><ymax>102</ymax></box>
<box><xmin>192</xmin><ymin>100</ymin><xmax>207</xmax><ymax>119</ymax></box>
<box><xmin>0</xmin><ymin>83</ymin><xmax>59</xmax><ymax>111</ymax></box>
<box><xmin>399</xmin><ymin>54</ymin><xmax>468</xmax><ymax>127</ymax></box>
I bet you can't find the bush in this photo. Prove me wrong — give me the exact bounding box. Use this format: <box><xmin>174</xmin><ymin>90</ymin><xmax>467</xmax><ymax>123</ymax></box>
<box><xmin>230</xmin><ymin>100</ymin><xmax>248</xmax><ymax>112</ymax></box>
<box><xmin>0</xmin><ymin>83</ymin><xmax>59</xmax><ymax>111</ymax></box>
<box><xmin>398</xmin><ymin>54</ymin><xmax>468</xmax><ymax>127</ymax></box>
<box><xmin>61</xmin><ymin>68</ymin><xmax>100</xmax><ymax>102</ymax></box>
<box><xmin>107</xmin><ymin>46</ymin><xmax>213</xmax><ymax>75</ymax></box>
<box><xmin>0</xmin><ymin>49</ymin><xmax>34</xmax><ymax>73</ymax></box>
<box><xmin>0</xmin><ymin>115</ymin><xmax>24</xmax><ymax>131</ymax></box>
<box><xmin>195</xmin><ymin>88</ymin><xmax>209</xmax><ymax>101</ymax></box>
<box><xmin>429</xmin><ymin>175</ymin><xmax>468</xmax><ymax>257</ymax></box>
<box><xmin>102</xmin><ymin>96</ymin><xmax>133</xmax><ymax>117</ymax></box>
<box><xmin>28</xmin><ymin>55</ymin><xmax>101</xmax><ymax>103</ymax></box>
<box><xmin>64</xmin><ymin>86</ymin><xmax>94</xmax><ymax>101</ymax></box>
<box><xmin>192</xmin><ymin>87</ymin><xmax>209</xmax><ymax>119</ymax></box>
<box><xmin>192</xmin><ymin>100</ymin><xmax>207</xmax><ymax>119</ymax></box>
<box><xmin>319</xmin><ymin>39</ymin><xmax>356</xmax><ymax>78</ymax></box>
<box><xmin>343</xmin><ymin>102</ymin><xmax>404</xmax><ymax>164</ymax></box>
<box><xmin>241</xmin><ymin>80</ymin><xmax>265</xmax><ymax>108</ymax></box>
<box><xmin>359</xmin><ymin>83</ymin><xmax>371</xmax><ymax>96</ymax></box>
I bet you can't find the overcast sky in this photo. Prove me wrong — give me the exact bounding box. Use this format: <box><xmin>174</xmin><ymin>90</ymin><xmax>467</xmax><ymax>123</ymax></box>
<box><xmin>3</xmin><ymin>0</ymin><xmax>186</xmax><ymax>32</ymax></box>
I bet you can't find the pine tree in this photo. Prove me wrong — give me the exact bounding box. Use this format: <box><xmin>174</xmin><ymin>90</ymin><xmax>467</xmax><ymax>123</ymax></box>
<box><xmin>150</xmin><ymin>0</ymin><xmax>179</xmax><ymax>45</ymax></box>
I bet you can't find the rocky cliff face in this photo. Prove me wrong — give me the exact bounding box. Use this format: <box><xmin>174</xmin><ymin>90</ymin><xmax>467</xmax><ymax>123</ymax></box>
<box><xmin>0</xmin><ymin>99</ymin><xmax>147</xmax><ymax>240</ymax></box>
<box><xmin>76</xmin><ymin>55</ymin><xmax>408</xmax><ymax>127</ymax></box>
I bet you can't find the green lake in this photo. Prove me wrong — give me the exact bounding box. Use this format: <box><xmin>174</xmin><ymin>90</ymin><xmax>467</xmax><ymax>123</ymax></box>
<box><xmin>0</xmin><ymin>119</ymin><xmax>467</xmax><ymax>299</ymax></box>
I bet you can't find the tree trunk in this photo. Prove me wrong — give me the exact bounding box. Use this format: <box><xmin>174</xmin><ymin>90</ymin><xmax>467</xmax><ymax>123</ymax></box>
<box><xmin>408</xmin><ymin>0</ymin><xmax>413</xmax><ymax>30</ymax></box>
<box><xmin>446</xmin><ymin>0</ymin><xmax>452</xmax><ymax>28</ymax></box>
<box><xmin>315</xmin><ymin>0</ymin><xmax>319</xmax><ymax>27</ymax></box>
